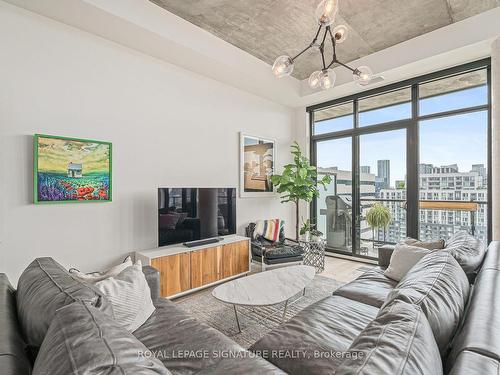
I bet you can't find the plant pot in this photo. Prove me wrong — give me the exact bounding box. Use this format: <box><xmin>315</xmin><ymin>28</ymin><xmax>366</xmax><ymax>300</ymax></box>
<box><xmin>300</xmin><ymin>233</ymin><xmax>310</xmax><ymax>242</ymax></box>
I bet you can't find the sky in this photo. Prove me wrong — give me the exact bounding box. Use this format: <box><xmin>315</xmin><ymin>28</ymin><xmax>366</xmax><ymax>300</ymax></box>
<box><xmin>315</xmin><ymin>85</ymin><xmax>488</xmax><ymax>187</ymax></box>
<box><xmin>37</xmin><ymin>137</ymin><xmax>110</xmax><ymax>174</ymax></box>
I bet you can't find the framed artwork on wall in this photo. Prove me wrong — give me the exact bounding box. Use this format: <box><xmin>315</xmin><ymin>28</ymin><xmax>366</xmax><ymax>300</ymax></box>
<box><xmin>239</xmin><ymin>133</ymin><xmax>276</xmax><ymax>198</ymax></box>
<box><xmin>34</xmin><ymin>134</ymin><xmax>112</xmax><ymax>203</ymax></box>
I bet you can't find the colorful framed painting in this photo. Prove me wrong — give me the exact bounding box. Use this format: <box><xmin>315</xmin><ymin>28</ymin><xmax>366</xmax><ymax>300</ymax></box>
<box><xmin>34</xmin><ymin>134</ymin><xmax>112</xmax><ymax>203</ymax></box>
<box><xmin>239</xmin><ymin>133</ymin><xmax>276</xmax><ymax>198</ymax></box>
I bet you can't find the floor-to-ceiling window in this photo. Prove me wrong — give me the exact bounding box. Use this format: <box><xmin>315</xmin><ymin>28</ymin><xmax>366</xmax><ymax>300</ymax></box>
<box><xmin>418</xmin><ymin>69</ymin><xmax>489</xmax><ymax>244</ymax></box>
<box><xmin>309</xmin><ymin>60</ymin><xmax>491</xmax><ymax>260</ymax></box>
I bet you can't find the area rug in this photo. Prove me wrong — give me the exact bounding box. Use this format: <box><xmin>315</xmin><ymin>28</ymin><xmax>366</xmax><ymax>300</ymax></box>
<box><xmin>174</xmin><ymin>275</ymin><xmax>344</xmax><ymax>348</ymax></box>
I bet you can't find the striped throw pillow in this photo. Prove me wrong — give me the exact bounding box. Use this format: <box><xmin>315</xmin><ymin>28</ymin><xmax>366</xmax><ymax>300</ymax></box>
<box><xmin>95</xmin><ymin>260</ymin><xmax>155</xmax><ymax>332</ymax></box>
<box><xmin>254</xmin><ymin>219</ymin><xmax>284</xmax><ymax>242</ymax></box>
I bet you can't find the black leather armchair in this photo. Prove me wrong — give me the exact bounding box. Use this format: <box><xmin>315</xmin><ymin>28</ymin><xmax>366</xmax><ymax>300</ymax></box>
<box><xmin>245</xmin><ymin>222</ymin><xmax>304</xmax><ymax>271</ymax></box>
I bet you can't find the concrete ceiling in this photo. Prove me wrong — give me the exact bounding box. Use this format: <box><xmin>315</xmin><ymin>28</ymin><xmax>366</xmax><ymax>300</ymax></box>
<box><xmin>149</xmin><ymin>0</ymin><xmax>500</xmax><ymax>80</ymax></box>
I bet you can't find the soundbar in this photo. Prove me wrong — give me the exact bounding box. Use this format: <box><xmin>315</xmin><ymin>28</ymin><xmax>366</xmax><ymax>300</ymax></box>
<box><xmin>183</xmin><ymin>237</ymin><xmax>221</xmax><ymax>248</ymax></box>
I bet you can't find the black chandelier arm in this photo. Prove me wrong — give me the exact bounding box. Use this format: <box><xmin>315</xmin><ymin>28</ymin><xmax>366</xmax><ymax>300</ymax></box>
<box><xmin>326</xmin><ymin>29</ymin><xmax>337</xmax><ymax>69</ymax></box>
<box><xmin>312</xmin><ymin>25</ymin><xmax>323</xmax><ymax>44</ymax></box>
<box><xmin>335</xmin><ymin>60</ymin><xmax>358</xmax><ymax>73</ymax></box>
<box><xmin>291</xmin><ymin>44</ymin><xmax>314</xmax><ymax>61</ymax></box>
<box><xmin>291</xmin><ymin>25</ymin><xmax>323</xmax><ymax>62</ymax></box>
<box><xmin>328</xmin><ymin>27</ymin><xmax>337</xmax><ymax>58</ymax></box>
<box><xmin>287</xmin><ymin>25</ymin><xmax>360</xmax><ymax>76</ymax></box>
<box><xmin>319</xmin><ymin>27</ymin><xmax>329</xmax><ymax>69</ymax></box>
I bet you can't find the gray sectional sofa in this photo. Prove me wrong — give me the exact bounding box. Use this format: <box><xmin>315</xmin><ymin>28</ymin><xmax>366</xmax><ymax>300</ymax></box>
<box><xmin>1</xmin><ymin>231</ymin><xmax>498</xmax><ymax>374</ymax></box>
<box><xmin>250</xmin><ymin>232</ymin><xmax>500</xmax><ymax>374</ymax></box>
<box><xmin>0</xmin><ymin>257</ymin><xmax>283</xmax><ymax>375</ymax></box>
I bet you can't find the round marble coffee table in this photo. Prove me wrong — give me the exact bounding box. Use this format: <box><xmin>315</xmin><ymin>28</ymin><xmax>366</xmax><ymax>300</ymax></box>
<box><xmin>212</xmin><ymin>265</ymin><xmax>315</xmax><ymax>332</ymax></box>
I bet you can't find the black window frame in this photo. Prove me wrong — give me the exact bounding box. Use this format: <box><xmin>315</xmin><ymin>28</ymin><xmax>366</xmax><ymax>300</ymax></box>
<box><xmin>308</xmin><ymin>58</ymin><xmax>492</xmax><ymax>261</ymax></box>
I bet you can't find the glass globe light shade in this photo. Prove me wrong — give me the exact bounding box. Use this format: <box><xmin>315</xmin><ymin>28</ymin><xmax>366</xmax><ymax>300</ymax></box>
<box><xmin>332</xmin><ymin>25</ymin><xmax>348</xmax><ymax>43</ymax></box>
<box><xmin>272</xmin><ymin>55</ymin><xmax>294</xmax><ymax>78</ymax></box>
<box><xmin>314</xmin><ymin>0</ymin><xmax>338</xmax><ymax>26</ymax></box>
<box><xmin>319</xmin><ymin>69</ymin><xmax>336</xmax><ymax>90</ymax></box>
<box><xmin>353</xmin><ymin>65</ymin><xmax>373</xmax><ymax>86</ymax></box>
<box><xmin>308</xmin><ymin>71</ymin><xmax>322</xmax><ymax>88</ymax></box>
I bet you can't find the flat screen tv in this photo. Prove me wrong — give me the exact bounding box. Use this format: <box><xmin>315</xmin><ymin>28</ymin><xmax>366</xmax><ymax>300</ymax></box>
<box><xmin>158</xmin><ymin>188</ymin><xmax>237</xmax><ymax>247</ymax></box>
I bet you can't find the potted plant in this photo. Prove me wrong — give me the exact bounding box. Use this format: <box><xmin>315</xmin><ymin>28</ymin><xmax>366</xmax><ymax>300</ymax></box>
<box><xmin>310</xmin><ymin>229</ymin><xmax>323</xmax><ymax>242</ymax></box>
<box><xmin>299</xmin><ymin>218</ymin><xmax>314</xmax><ymax>241</ymax></box>
<box><xmin>365</xmin><ymin>202</ymin><xmax>392</xmax><ymax>244</ymax></box>
<box><xmin>271</xmin><ymin>141</ymin><xmax>332</xmax><ymax>241</ymax></box>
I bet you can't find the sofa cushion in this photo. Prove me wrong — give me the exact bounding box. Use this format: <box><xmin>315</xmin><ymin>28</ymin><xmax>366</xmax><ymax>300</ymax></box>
<box><xmin>404</xmin><ymin>237</ymin><xmax>445</xmax><ymax>250</ymax></box>
<box><xmin>447</xmin><ymin>269</ymin><xmax>500</xmax><ymax>368</ymax></box>
<box><xmin>448</xmin><ymin>350</ymin><xmax>500</xmax><ymax>375</ymax></box>
<box><xmin>250</xmin><ymin>295</ymin><xmax>379</xmax><ymax>375</ymax></box>
<box><xmin>16</xmin><ymin>257</ymin><xmax>113</xmax><ymax>350</ymax></box>
<box><xmin>0</xmin><ymin>274</ymin><xmax>31</xmax><ymax>375</ymax></box>
<box><xmin>32</xmin><ymin>302</ymin><xmax>169</xmax><ymax>375</ymax></box>
<box><xmin>384</xmin><ymin>243</ymin><xmax>431</xmax><ymax>281</ymax></box>
<box><xmin>252</xmin><ymin>244</ymin><xmax>303</xmax><ymax>260</ymax></box>
<box><xmin>335</xmin><ymin>300</ymin><xmax>442</xmax><ymax>375</ymax></box>
<box><xmin>383</xmin><ymin>251</ymin><xmax>469</xmax><ymax>356</ymax></box>
<box><xmin>333</xmin><ymin>267</ymin><xmax>397</xmax><ymax>307</ymax></box>
<box><xmin>133</xmin><ymin>298</ymin><xmax>284</xmax><ymax>374</ymax></box>
<box><xmin>445</xmin><ymin>231</ymin><xmax>486</xmax><ymax>281</ymax></box>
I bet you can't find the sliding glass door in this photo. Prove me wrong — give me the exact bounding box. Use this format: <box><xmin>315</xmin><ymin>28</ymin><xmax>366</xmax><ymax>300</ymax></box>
<box><xmin>316</xmin><ymin>136</ymin><xmax>353</xmax><ymax>254</ymax></box>
<box><xmin>358</xmin><ymin>129</ymin><xmax>407</xmax><ymax>257</ymax></box>
<box><xmin>309</xmin><ymin>60</ymin><xmax>491</xmax><ymax>261</ymax></box>
<box><xmin>312</xmin><ymin>88</ymin><xmax>412</xmax><ymax>258</ymax></box>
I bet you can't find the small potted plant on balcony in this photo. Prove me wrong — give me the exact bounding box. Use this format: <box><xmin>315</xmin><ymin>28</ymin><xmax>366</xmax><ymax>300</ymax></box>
<box><xmin>365</xmin><ymin>202</ymin><xmax>392</xmax><ymax>244</ymax></box>
<box><xmin>272</xmin><ymin>141</ymin><xmax>331</xmax><ymax>241</ymax></box>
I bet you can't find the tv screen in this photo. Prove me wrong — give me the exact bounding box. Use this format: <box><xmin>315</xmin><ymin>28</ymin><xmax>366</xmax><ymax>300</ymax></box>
<box><xmin>158</xmin><ymin>188</ymin><xmax>237</xmax><ymax>247</ymax></box>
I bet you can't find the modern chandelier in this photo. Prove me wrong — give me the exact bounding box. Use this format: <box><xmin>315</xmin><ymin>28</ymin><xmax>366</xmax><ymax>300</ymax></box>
<box><xmin>272</xmin><ymin>0</ymin><xmax>373</xmax><ymax>90</ymax></box>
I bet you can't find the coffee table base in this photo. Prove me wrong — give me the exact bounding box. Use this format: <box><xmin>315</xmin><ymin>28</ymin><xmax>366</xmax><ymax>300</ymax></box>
<box><xmin>233</xmin><ymin>305</ymin><xmax>241</xmax><ymax>333</ymax></box>
<box><xmin>231</xmin><ymin>287</ymin><xmax>306</xmax><ymax>333</ymax></box>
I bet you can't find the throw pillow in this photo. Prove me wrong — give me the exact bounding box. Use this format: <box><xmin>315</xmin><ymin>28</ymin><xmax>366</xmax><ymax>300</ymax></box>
<box><xmin>95</xmin><ymin>260</ymin><xmax>155</xmax><ymax>332</ymax></box>
<box><xmin>69</xmin><ymin>256</ymin><xmax>133</xmax><ymax>283</ymax></box>
<box><xmin>254</xmin><ymin>219</ymin><xmax>284</xmax><ymax>242</ymax></box>
<box><xmin>404</xmin><ymin>237</ymin><xmax>445</xmax><ymax>250</ymax></box>
<box><xmin>384</xmin><ymin>243</ymin><xmax>431</xmax><ymax>281</ymax></box>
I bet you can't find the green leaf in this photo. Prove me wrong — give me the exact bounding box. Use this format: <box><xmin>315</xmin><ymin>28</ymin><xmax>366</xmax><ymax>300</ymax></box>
<box><xmin>270</xmin><ymin>141</ymin><xmax>334</xmax><ymax>232</ymax></box>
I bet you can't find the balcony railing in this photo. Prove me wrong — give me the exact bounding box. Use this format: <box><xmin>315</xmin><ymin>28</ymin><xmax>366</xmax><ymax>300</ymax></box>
<box><xmin>322</xmin><ymin>196</ymin><xmax>487</xmax><ymax>259</ymax></box>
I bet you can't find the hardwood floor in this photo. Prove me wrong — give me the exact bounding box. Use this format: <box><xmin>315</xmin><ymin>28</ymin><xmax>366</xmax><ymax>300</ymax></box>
<box><xmin>321</xmin><ymin>255</ymin><xmax>374</xmax><ymax>283</ymax></box>
<box><xmin>248</xmin><ymin>255</ymin><xmax>373</xmax><ymax>283</ymax></box>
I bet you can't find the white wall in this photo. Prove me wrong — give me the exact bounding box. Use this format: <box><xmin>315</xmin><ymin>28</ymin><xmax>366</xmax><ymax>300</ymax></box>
<box><xmin>0</xmin><ymin>3</ymin><xmax>295</xmax><ymax>284</ymax></box>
